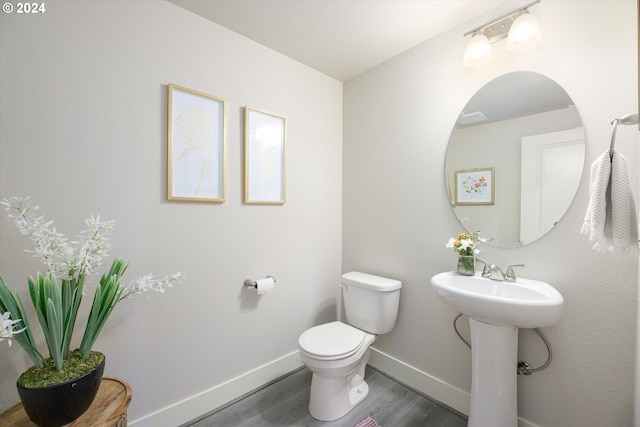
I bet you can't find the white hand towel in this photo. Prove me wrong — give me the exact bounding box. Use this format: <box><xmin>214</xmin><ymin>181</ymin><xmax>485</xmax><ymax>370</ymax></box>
<box><xmin>581</xmin><ymin>149</ymin><xmax>639</xmax><ymax>253</ymax></box>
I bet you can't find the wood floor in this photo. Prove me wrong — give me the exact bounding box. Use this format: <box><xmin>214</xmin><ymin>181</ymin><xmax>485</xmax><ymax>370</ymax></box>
<box><xmin>184</xmin><ymin>366</ymin><xmax>467</xmax><ymax>427</ymax></box>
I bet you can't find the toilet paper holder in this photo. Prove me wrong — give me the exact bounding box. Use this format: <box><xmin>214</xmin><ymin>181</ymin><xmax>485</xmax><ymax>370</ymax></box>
<box><xmin>244</xmin><ymin>276</ymin><xmax>276</xmax><ymax>288</ymax></box>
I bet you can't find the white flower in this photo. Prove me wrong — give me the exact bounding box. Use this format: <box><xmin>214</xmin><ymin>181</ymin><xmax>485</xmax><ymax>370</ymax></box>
<box><xmin>459</xmin><ymin>239</ymin><xmax>481</xmax><ymax>255</ymax></box>
<box><xmin>121</xmin><ymin>272</ymin><xmax>185</xmax><ymax>300</ymax></box>
<box><xmin>72</xmin><ymin>214</ymin><xmax>115</xmax><ymax>278</ymax></box>
<box><xmin>0</xmin><ymin>312</ymin><xmax>26</xmax><ymax>347</ymax></box>
<box><xmin>445</xmin><ymin>238</ymin><xmax>455</xmax><ymax>249</ymax></box>
<box><xmin>446</xmin><ymin>231</ymin><xmax>488</xmax><ymax>256</ymax></box>
<box><xmin>1</xmin><ymin>197</ymin><xmax>114</xmax><ymax>281</ymax></box>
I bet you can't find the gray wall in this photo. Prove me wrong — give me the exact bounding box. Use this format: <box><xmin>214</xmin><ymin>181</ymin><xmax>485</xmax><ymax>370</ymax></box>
<box><xmin>0</xmin><ymin>1</ymin><xmax>342</xmax><ymax>424</ymax></box>
<box><xmin>344</xmin><ymin>1</ymin><xmax>638</xmax><ymax>426</ymax></box>
<box><xmin>1</xmin><ymin>1</ymin><xmax>638</xmax><ymax>426</ymax></box>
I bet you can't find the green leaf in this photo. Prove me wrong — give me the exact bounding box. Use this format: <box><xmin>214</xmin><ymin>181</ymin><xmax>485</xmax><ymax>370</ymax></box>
<box><xmin>28</xmin><ymin>273</ymin><xmax>67</xmax><ymax>369</ymax></box>
<box><xmin>28</xmin><ymin>274</ymin><xmax>55</xmax><ymax>359</ymax></box>
<box><xmin>0</xmin><ymin>275</ymin><xmax>43</xmax><ymax>367</ymax></box>
<box><xmin>45</xmin><ymin>298</ymin><xmax>63</xmax><ymax>370</ymax></box>
<box><xmin>80</xmin><ymin>259</ymin><xmax>128</xmax><ymax>358</ymax></box>
<box><xmin>15</xmin><ymin>293</ymin><xmax>44</xmax><ymax>366</ymax></box>
<box><xmin>60</xmin><ymin>275</ymin><xmax>84</xmax><ymax>359</ymax></box>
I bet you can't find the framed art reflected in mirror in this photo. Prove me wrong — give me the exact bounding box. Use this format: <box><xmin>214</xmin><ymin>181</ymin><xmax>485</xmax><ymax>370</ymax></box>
<box><xmin>454</xmin><ymin>168</ymin><xmax>494</xmax><ymax>205</ymax></box>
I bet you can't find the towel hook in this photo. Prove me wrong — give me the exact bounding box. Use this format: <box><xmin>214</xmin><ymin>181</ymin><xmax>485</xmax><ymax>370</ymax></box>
<box><xmin>608</xmin><ymin>112</ymin><xmax>639</xmax><ymax>161</ymax></box>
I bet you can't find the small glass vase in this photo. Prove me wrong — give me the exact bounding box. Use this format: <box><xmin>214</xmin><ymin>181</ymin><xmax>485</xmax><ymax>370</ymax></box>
<box><xmin>457</xmin><ymin>255</ymin><xmax>476</xmax><ymax>276</ymax></box>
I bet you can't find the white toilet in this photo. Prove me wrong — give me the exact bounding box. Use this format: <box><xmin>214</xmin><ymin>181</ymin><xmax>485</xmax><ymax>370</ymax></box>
<box><xmin>298</xmin><ymin>271</ymin><xmax>402</xmax><ymax>421</ymax></box>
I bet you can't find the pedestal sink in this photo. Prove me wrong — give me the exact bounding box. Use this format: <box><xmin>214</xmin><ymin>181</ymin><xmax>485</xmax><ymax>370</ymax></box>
<box><xmin>431</xmin><ymin>271</ymin><xmax>564</xmax><ymax>427</ymax></box>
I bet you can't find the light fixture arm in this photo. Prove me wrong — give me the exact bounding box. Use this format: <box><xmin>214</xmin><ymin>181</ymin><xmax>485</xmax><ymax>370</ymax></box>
<box><xmin>463</xmin><ymin>0</ymin><xmax>540</xmax><ymax>39</ymax></box>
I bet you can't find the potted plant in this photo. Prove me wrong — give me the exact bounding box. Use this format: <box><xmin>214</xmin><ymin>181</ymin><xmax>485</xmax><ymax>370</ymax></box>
<box><xmin>0</xmin><ymin>197</ymin><xmax>183</xmax><ymax>426</ymax></box>
<box><xmin>445</xmin><ymin>231</ymin><xmax>488</xmax><ymax>276</ymax></box>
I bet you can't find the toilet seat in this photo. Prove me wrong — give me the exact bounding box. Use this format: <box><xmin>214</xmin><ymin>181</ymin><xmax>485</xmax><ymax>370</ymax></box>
<box><xmin>299</xmin><ymin>321</ymin><xmax>366</xmax><ymax>360</ymax></box>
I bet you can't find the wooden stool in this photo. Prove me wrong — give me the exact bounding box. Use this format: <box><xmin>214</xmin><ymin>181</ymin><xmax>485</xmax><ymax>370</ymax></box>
<box><xmin>0</xmin><ymin>377</ymin><xmax>131</xmax><ymax>427</ymax></box>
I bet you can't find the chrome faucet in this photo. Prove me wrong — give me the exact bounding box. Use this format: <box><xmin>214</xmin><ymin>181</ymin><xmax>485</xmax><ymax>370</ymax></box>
<box><xmin>487</xmin><ymin>264</ymin><xmax>505</xmax><ymax>281</ymax></box>
<box><xmin>478</xmin><ymin>260</ymin><xmax>525</xmax><ymax>282</ymax></box>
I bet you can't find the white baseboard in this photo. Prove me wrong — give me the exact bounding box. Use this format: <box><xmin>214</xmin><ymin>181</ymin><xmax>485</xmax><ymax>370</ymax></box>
<box><xmin>368</xmin><ymin>347</ymin><xmax>470</xmax><ymax>415</ymax></box>
<box><xmin>129</xmin><ymin>350</ymin><xmax>303</xmax><ymax>427</ymax></box>
<box><xmin>129</xmin><ymin>347</ymin><xmax>540</xmax><ymax>427</ymax></box>
<box><xmin>368</xmin><ymin>346</ymin><xmax>541</xmax><ymax>427</ymax></box>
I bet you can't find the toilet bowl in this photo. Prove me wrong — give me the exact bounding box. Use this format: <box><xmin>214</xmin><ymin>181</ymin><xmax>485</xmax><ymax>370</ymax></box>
<box><xmin>299</xmin><ymin>321</ymin><xmax>376</xmax><ymax>421</ymax></box>
<box><xmin>298</xmin><ymin>272</ymin><xmax>402</xmax><ymax>421</ymax></box>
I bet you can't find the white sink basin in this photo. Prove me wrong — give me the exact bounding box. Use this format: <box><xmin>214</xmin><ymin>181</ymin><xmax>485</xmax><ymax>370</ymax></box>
<box><xmin>431</xmin><ymin>271</ymin><xmax>564</xmax><ymax>328</ymax></box>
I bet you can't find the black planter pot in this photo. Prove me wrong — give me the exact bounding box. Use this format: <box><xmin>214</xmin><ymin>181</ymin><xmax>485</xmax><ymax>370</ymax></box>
<box><xmin>17</xmin><ymin>355</ymin><xmax>105</xmax><ymax>427</ymax></box>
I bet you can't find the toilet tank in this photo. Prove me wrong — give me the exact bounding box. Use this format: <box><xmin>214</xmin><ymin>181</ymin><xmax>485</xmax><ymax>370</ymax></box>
<box><xmin>341</xmin><ymin>272</ymin><xmax>402</xmax><ymax>335</ymax></box>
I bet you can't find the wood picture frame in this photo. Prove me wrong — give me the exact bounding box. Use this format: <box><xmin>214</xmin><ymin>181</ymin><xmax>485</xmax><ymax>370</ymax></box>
<box><xmin>243</xmin><ymin>106</ymin><xmax>286</xmax><ymax>205</ymax></box>
<box><xmin>168</xmin><ymin>84</ymin><xmax>226</xmax><ymax>202</ymax></box>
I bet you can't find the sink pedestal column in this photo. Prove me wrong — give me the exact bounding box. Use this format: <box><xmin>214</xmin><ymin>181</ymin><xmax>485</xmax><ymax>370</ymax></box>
<box><xmin>468</xmin><ymin>318</ymin><xmax>518</xmax><ymax>427</ymax></box>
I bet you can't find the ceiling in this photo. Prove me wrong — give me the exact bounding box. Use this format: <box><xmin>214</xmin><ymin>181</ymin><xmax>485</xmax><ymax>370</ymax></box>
<box><xmin>457</xmin><ymin>71</ymin><xmax>576</xmax><ymax>127</ymax></box>
<box><xmin>168</xmin><ymin>0</ymin><xmax>509</xmax><ymax>82</ymax></box>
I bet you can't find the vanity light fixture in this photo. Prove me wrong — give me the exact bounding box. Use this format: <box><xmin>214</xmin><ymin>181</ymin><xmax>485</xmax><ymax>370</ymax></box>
<box><xmin>463</xmin><ymin>0</ymin><xmax>541</xmax><ymax>68</ymax></box>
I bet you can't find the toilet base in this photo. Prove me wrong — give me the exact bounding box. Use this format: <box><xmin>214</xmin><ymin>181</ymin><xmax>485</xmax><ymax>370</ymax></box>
<box><xmin>308</xmin><ymin>349</ymin><xmax>371</xmax><ymax>421</ymax></box>
<box><xmin>309</xmin><ymin>374</ymin><xmax>369</xmax><ymax>421</ymax></box>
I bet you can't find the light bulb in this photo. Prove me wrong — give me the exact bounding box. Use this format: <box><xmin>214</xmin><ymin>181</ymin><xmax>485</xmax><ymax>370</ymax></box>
<box><xmin>463</xmin><ymin>33</ymin><xmax>492</xmax><ymax>68</ymax></box>
<box><xmin>507</xmin><ymin>12</ymin><xmax>542</xmax><ymax>52</ymax></box>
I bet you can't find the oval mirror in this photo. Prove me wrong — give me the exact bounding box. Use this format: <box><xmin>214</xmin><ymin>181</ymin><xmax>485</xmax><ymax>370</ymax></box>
<box><xmin>445</xmin><ymin>71</ymin><xmax>585</xmax><ymax>248</ymax></box>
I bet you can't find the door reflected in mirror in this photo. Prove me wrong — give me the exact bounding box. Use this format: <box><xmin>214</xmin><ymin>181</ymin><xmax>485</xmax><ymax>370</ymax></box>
<box><xmin>445</xmin><ymin>72</ymin><xmax>585</xmax><ymax>248</ymax></box>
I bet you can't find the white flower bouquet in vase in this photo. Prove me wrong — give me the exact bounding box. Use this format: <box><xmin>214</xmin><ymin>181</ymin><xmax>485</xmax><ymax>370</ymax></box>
<box><xmin>445</xmin><ymin>231</ymin><xmax>488</xmax><ymax>276</ymax></box>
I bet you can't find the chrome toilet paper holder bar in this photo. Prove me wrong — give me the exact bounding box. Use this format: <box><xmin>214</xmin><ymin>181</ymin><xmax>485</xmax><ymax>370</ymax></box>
<box><xmin>244</xmin><ymin>276</ymin><xmax>276</xmax><ymax>288</ymax></box>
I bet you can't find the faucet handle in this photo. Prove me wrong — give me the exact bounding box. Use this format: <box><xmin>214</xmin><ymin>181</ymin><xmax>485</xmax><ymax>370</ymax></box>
<box><xmin>505</xmin><ymin>264</ymin><xmax>525</xmax><ymax>281</ymax></box>
<box><xmin>475</xmin><ymin>258</ymin><xmax>490</xmax><ymax>277</ymax></box>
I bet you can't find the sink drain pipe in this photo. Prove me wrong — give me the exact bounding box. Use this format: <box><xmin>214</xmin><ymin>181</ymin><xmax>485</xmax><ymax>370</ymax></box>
<box><xmin>453</xmin><ymin>313</ymin><xmax>552</xmax><ymax>375</ymax></box>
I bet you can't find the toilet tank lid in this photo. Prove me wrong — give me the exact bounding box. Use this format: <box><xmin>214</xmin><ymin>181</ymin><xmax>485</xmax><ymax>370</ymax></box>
<box><xmin>341</xmin><ymin>271</ymin><xmax>402</xmax><ymax>291</ymax></box>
